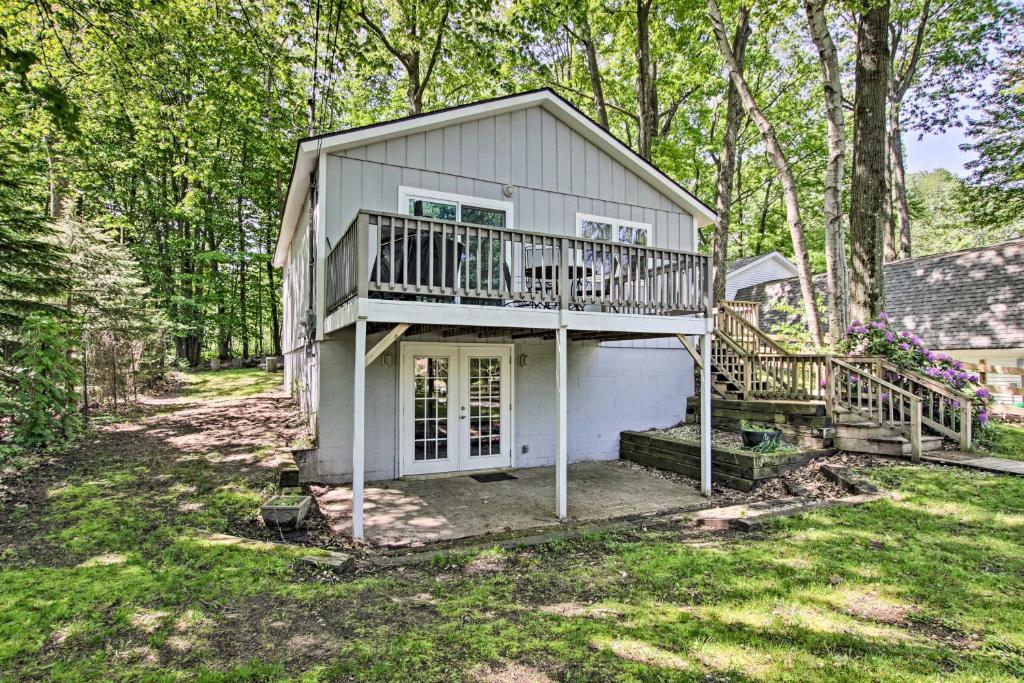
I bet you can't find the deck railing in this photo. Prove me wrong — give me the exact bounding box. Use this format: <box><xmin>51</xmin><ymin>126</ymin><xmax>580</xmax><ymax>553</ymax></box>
<box><xmin>326</xmin><ymin>210</ymin><xmax>712</xmax><ymax>317</ymax></box>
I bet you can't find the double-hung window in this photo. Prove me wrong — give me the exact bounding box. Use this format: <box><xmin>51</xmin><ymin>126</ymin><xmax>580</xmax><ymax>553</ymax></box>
<box><xmin>575</xmin><ymin>213</ymin><xmax>652</xmax><ymax>272</ymax></box>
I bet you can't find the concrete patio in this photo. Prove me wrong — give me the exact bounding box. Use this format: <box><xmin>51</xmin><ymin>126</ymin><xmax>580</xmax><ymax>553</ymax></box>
<box><xmin>310</xmin><ymin>460</ymin><xmax>711</xmax><ymax>547</ymax></box>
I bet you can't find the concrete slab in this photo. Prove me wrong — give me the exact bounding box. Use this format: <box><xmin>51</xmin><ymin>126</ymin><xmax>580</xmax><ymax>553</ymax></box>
<box><xmin>310</xmin><ymin>461</ymin><xmax>710</xmax><ymax>547</ymax></box>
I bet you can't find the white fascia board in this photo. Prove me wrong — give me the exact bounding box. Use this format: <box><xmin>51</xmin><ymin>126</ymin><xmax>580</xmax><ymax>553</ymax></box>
<box><xmin>273</xmin><ymin>149</ymin><xmax>317</xmax><ymax>268</ymax></box>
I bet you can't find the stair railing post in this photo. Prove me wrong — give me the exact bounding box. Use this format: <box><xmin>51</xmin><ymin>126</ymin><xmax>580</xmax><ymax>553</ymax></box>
<box><xmin>558</xmin><ymin>237</ymin><xmax>570</xmax><ymax>311</ymax></box>
<box><xmin>909</xmin><ymin>396</ymin><xmax>922</xmax><ymax>463</ymax></box>
<box><xmin>743</xmin><ymin>354</ymin><xmax>752</xmax><ymax>400</ymax></box>
<box><xmin>959</xmin><ymin>400</ymin><xmax>972</xmax><ymax>451</ymax></box>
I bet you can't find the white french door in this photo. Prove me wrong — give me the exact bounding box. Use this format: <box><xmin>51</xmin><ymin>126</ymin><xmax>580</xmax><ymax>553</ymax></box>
<box><xmin>399</xmin><ymin>343</ymin><xmax>512</xmax><ymax>476</ymax></box>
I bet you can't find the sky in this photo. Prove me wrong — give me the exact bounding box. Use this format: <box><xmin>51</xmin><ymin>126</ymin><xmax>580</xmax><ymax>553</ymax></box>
<box><xmin>904</xmin><ymin>126</ymin><xmax>977</xmax><ymax>177</ymax></box>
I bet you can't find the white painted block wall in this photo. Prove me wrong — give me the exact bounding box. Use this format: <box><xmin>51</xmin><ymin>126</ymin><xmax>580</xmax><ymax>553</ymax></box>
<box><xmin>305</xmin><ymin>333</ymin><xmax>694</xmax><ymax>483</ymax></box>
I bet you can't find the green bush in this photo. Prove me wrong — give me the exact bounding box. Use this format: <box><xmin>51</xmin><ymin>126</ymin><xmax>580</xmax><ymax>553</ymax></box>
<box><xmin>11</xmin><ymin>314</ymin><xmax>81</xmax><ymax>448</ymax></box>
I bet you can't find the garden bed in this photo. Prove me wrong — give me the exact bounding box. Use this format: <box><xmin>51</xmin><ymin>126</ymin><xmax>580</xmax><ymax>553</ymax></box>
<box><xmin>620</xmin><ymin>427</ymin><xmax>834</xmax><ymax>491</ymax></box>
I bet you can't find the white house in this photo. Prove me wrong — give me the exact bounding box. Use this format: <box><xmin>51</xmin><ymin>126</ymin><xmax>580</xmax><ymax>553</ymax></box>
<box><xmin>273</xmin><ymin>89</ymin><xmax>715</xmax><ymax>539</ymax></box>
<box><xmin>724</xmin><ymin>252</ymin><xmax>799</xmax><ymax>301</ymax></box>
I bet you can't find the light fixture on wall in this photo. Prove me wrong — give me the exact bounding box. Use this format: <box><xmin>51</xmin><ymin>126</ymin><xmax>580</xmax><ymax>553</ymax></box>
<box><xmin>381</xmin><ymin>352</ymin><xmax>392</xmax><ymax>367</ymax></box>
<box><xmin>519</xmin><ymin>353</ymin><xmax>528</xmax><ymax>367</ymax></box>
<box><xmin>502</xmin><ymin>184</ymin><xmax>515</xmax><ymax>197</ymax></box>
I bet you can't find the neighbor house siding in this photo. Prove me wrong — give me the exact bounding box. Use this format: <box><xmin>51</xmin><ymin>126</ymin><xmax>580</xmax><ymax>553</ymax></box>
<box><xmin>725</xmin><ymin>257</ymin><xmax>797</xmax><ymax>300</ymax></box>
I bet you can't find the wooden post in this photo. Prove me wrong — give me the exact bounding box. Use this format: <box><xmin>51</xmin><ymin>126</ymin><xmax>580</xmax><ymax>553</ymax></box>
<box><xmin>558</xmin><ymin>238</ymin><xmax>570</xmax><ymax>311</ymax></box>
<box><xmin>978</xmin><ymin>359</ymin><xmax>988</xmax><ymax>386</ymax></box>
<box><xmin>352</xmin><ymin>319</ymin><xmax>367</xmax><ymax>539</ymax></box>
<box><xmin>743</xmin><ymin>355</ymin><xmax>752</xmax><ymax>399</ymax></box>
<box><xmin>960</xmin><ymin>400</ymin><xmax>972</xmax><ymax>451</ymax></box>
<box><xmin>700</xmin><ymin>330</ymin><xmax>713</xmax><ymax>496</ymax></box>
<box><xmin>555</xmin><ymin>326</ymin><xmax>568</xmax><ymax>519</ymax></box>
<box><xmin>355</xmin><ymin>213</ymin><xmax>369</xmax><ymax>300</ymax></box>
<box><xmin>909</xmin><ymin>395</ymin><xmax>922</xmax><ymax>463</ymax></box>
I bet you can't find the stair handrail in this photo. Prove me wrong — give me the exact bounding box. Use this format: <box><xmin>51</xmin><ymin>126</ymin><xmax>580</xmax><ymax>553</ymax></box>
<box><xmin>879</xmin><ymin>360</ymin><xmax>972</xmax><ymax>449</ymax></box>
<box><xmin>717</xmin><ymin>306</ymin><xmax>789</xmax><ymax>355</ymax></box>
<box><xmin>828</xmin><ymin>357</ymin><xmax>923</xmax><ymax>461</ymax></box>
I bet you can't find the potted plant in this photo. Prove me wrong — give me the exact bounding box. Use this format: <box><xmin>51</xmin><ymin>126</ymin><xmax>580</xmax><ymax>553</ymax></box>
<box><xmin>740</xmin><ymin>419</ymin><xmax>782</xmax><ymax>448</ymax></box>
<box><xmin>260</xmin><ymin>494</ymin><xmax>312</xmax><ymax>529</ymax></box>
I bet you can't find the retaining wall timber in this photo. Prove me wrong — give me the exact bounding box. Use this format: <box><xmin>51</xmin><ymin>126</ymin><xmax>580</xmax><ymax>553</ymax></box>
<box><xmin>620</xmin><ymin>430</ymin><xmax>833</xmax><ymax>491</ymax></box>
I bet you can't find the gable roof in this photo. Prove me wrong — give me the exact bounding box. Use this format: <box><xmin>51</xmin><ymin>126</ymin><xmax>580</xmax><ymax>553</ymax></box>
<box><xmin>736</xmin><ymin>238</ymin><xmax>1024</xmax><ymax>350</ymax></box>
<box><xmin>273</xmin><ymin>88</ymin><xmax>716</xmax><ymax>267</ymax></box>
<box><xmin>726</xmin><ymin>251</ymin><xmax>798</xmax><ymax>277</ymax></box>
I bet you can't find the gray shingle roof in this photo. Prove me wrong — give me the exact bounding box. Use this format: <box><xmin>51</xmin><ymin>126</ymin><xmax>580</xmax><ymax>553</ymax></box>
<box><xmin>735</xmin><ymin>238</ymin><xmax>1024</xmax><ymax>350</ymax></box>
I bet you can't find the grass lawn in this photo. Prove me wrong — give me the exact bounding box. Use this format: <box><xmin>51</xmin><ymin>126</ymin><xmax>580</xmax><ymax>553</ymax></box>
<box><xmin>978</xmin><ymin>422</ymin><xmax>1024</xmax><ymax>462</ymax></box>
<box><xmin>177</xmin><ymin>368</ymin><xmax>284</xmax><ymax>402</ymax></box>
<box><xmin>1</xmin><ymin>370</ymin><xmax>1023</xmax><ymax>681</ymax></box>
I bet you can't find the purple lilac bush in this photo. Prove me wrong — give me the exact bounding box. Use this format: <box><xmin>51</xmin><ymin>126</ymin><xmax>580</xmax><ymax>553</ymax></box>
<box><xmin>841</xmin><ymin>312</ymin><xmax>995</xmax><ymax>429</ymax></box>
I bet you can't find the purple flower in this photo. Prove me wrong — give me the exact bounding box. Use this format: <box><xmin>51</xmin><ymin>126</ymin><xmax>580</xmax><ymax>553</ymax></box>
<box><xmin>978</xmin><ymin>410</ymin><xmax>990</xmax><ymax>424</ymax></box>
<box><xmin>968</xmin><ymin>374</ymin><xmax>979</xmax><ymax>383</ymax></box>
<box><xmin>820</xmin><ymin>379</ymin><xmax>828</xmax><ymax>388</ymax></box>
<box><xmin>898</xmin><ymin>343</ymin><xmax>910</xmax><ymax>351</ymax></box>
<box><xmin>900</xmin><ymin>331</ymin><xmax>910</xmax><ymax>338</ymax></box>
<box><xmin>926</xmin><ymin>351</ymin><xmax>938</xmax><ymax>362</ymax></box>
<box><xmin>951</xmin><ymin>399</ymin><xmax>961</xmax><ymax>409</ymax></box>
<box><xmin>878</xmin><ymin>312</ymin><xmax>889</xmax><ymax>321</ymax></box>
<box><xmin>925</xmin><ymin>367</ymin><xmax>942</xmax><ymax>378</ymax></box>
<box><xmin>976</xmin><ymin>387</ymin><xmax>991</xmax><ymax>399</ymax></box>
<box><xmin>870</xmin><ymin>321</ymin><xmax>885</xmax><ymax>329</ymax></box>
<box><xmin>885</xmin><ymin>332</ymin><xmax>895</xmax><ymax>342</ymax></box>
<box><xmin>909</xmin><ymin>336</ymin><xmax>922</xmax><ymax>346</ymax></box>
<box><xmin>953</xmin><ymin>360</ymin><xmax>964</xmax><ymax>370</ymax></box>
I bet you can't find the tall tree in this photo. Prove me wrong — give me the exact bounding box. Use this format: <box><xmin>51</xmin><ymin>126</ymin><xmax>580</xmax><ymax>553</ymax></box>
<box><xmin>805</xmin><ymin>0</ymin><xmax>851</xmax><ymax>338</ymax></box>
<box><xmin>849</xmin><ymin>0</ymin><xmax>891</xmax><ymax>322</ymax></box>
<box><xmin>707</xmin><ymin>0</ymin><xmax>824</xmax><ymax>345</ymax></box>
<box><xmin>711</xmin><ymin>6</ymin><xmax>750</xmax><ymax>304</ymax></box>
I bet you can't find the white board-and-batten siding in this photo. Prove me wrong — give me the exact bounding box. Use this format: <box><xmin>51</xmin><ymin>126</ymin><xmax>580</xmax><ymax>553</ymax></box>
<box><xmin>725</xmin><ymin>256</ymin><xmax>798</xmax><ymax>301</ymax></box>
<box><xmin>325</xmin><ymin>106</ymin><xmax>695</xmax><ymax>253</ymax></box>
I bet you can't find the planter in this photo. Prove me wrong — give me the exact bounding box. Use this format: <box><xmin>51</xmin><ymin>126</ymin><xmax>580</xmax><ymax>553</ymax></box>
<box><xmin>741</xmin><ymin>428</ymin><xmax>782</xmax><ymax>448</ymax></box>
<box><xmin>260</xmin><ymin>494</ymin><xmax>311</xmax><ymax>529</ymax></box>
<box><xmin>210</xmin><ymin>358</ymin><xmax>221</xmax><ymax>371</ymax></box>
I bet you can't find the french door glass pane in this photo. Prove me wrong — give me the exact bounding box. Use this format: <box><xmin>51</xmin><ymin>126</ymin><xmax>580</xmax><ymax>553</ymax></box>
<box><xmin>468</xmin><ymin>356</ymin><xmax>502</xmax><ymax>457</ymax></box>
<box><xmin>413</xmin><ymin>357</ymin><xmax>449</xmax><ymax>462</ymax></box>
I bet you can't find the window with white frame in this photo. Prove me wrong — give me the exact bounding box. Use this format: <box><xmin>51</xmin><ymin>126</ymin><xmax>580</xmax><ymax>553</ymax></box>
<box><xmin>576</xmin><ymin>213</ymin><xmax>651</xmax><ymax>246</ymax></box>
<box><xmin>397</xmin><ymin>187</ymin><xmax>514</xmax><ymax>291</ymax></box>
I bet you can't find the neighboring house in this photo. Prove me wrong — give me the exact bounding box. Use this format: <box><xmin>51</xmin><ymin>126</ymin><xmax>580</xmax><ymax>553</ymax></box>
<box><xmin>273</xmin><ymin>89</ymin><xmax>716</xmax><ymax>538</ymax></box>
<box><xmin>724</xmin><ymin>252</ymin><xmax>799</xmax><ymax>301</ymax></box>
<box><xmin>737</xmin><ymin>238</ymin><xmax>1024</xmax><ymax>398</ymax></box>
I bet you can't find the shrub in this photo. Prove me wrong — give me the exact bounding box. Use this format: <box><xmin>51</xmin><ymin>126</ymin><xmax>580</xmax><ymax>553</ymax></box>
<box><xmin>840</xmin><ymin>312</ymin><xmax>995</xmax><ymax>432</ymax></box>
<box><xmin>11</xmin><ymin>314</ymin><xmax>81</xmax><ymax>448</ymax></box>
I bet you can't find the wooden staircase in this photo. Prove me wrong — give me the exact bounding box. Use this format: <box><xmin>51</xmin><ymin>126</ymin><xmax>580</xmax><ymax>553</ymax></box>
<box><xmin>707</xmin><ymin>301</ymin><xmax>973</xmax><ymax>459</ymax></box>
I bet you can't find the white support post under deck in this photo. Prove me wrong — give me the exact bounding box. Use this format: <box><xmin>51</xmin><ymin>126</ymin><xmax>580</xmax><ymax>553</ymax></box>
<box><xmin>555</xmin><ymin>326</ymin><xmax>568</xmax><ymax>519</ymax></box>
<box><xmin>700</xmin><ymin>331</ymin><xmax>713</xmax><ymax>496</ymax></box>
<box><xmin>351</xmin><ymin>318</ymin><xmax>367</xmax><ymax>539</ymax></box>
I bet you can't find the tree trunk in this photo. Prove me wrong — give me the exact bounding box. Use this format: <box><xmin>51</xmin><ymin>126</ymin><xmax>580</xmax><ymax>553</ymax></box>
<box><xmin>265</xmin><ymin>233</ymin><xmax>282</xmax><ymax>357</ymax></box>
<box><xmin>888</xmin><ymin>107</ymin><xmax>912</xmax><ymax>259</ymax></box>
<box><xmin>805</xmin><ymin>0</ymin><xmax>851</xmax><ymax>341</ymax></box>
<box><xmin>579</xmin><ymin>14</ymin><xmax>610</xmax><ymax>130</ymax></box>
<box><xmin>707</xmin><ymin>0</ymin><xmax>824</xmax><ymax>346</ymax></box>
<box><xmin>635</xmin><ymin>0</ymin><xmax>658</xmax><ymax>160</ymax></box>
<box><xmin>712</xmin><ymin>7</ymin><xmax>750</xmax><ymax>304</ymax></box>
<box><xmin>849</xmin><ymin>0</ymin><xmax>891</xmax><ymax>323</ymax></box>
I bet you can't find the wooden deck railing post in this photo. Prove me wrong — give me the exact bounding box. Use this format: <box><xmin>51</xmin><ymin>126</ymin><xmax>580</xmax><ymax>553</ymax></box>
<box><xmin>743</xmin><ymin>355</ymin><xmax>752</xmax><ymax>399</ymax></box>
<box><xmin>558</xmin><ymin>237</ymin><xmax>570</xmax><ymax>310</ymax></box>
<box><xmin>355</xmin><ymin>212</ymin><xmax>369</xmax><ymax>300</ymax></box>
<box><xmin>909</xmin><ymin>396</ymin><xmax>922</xmax><ymax>463</ymax></box>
